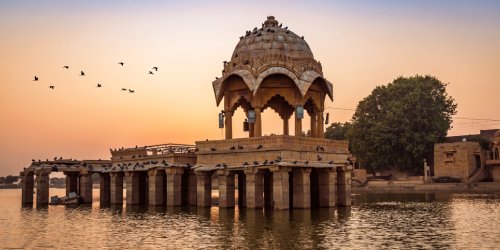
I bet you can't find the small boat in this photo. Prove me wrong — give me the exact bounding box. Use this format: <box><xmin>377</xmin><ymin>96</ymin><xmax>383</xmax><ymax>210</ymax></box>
<box><xmin>49</xmin><ymin>192</ymin><xmax>80</xmax><ymax>205</ymax></box>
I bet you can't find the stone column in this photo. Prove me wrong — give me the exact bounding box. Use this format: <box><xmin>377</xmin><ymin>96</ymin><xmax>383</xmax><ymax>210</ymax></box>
<box><xmin>196</xmin><ymin>171</ymin><xmax>212</xmax><ymax>207</ymax></box>
<box><xmin>21</xmin><ymin>171</ymin><xmax>34</xmax><ymax>205</ymax></box>
<box><xmin>218</xmin><ymin>170</ymin><xmax>235</xmax><ymax>208</ymax></box>
<box><xmin>99</xmin><ymin>173</ymin><xmax>110</xmax><ymax>205</ymax></box>
<box><xmin>244</xmin><ymin>169</ymin><xmax>263</xmax><ymax>209</ymax></box>
<box><xmin>283</xmin><ymin>118</ymin><xmax>289</xmax><ymax>136</ymax></box>
<box><xmin>225</xmin><ymin>111</ymin><xmax>233</xmax><ymax>140</ymax></box>
<box><xmin>295</xmin><ymin>108</ymin><xmax>302</xmax><ymax>136</ymax></box>
<box><xmin>318</xmin><ymin>168</ymin><xmax>336</xmax><ymax>207</ymax></box>
<box><xmin>310</xmin><ymin>112</ymin><xmax>317</xmax><ymax>138</ymax></box>
<box><xmin>64</xmin><ymin>172</ymin><xmax>78</xmax><ymax>197</ymax></box>
<box><xmin>337</xmin><ymin>166</ymin><xmax>352</xmax><ymax>206</ymax></box>
<box><xmin>148</xmin><ymin>168</ymin><xmax>165</xmax><ymax>206</ymax></box>
<box><xmin>110</xmin><ymin>172</ymin><xmax>124</xmax><ymax>204</ymax></box>
<box><xmin>254</xmin><ymin>107</ymin><xmax>262</xmax><ymax>137</ymax></box>
<box><xmin>125</xmin><ymin>171</ymin><xmax>141</xmax><ymax>205</ymax></box>
<box><xmin>79</xmin><ymin>173</ymin><xmax>93</xmax><ymax>204</ymax></box>
<box><xmin>293</xmin><ymin>168</ymin><xmax>311</xmax><ymax>208</ymax></box>
<box><xmin>189</xmin><ymin>170</ymin><xmax>197</xmax><ymax>206</ymax></box>
<box><xmin>317</xmin><ymin>111</ymin><xmax>324</xmax><ymax>138</ymax></box>
<box><xmin>166</xmin><ymin>167</ymin><xmax>184</xmax><ymax>206</ymax></box>
<box><xmin>35</xmin><ymin>169</ymin><xmax>51</xmax><ymax>205</ymax></box>
<box><xmin>249</xmin><ymin>123</ymin><xmax>255</xmax><ymax>138</ymax></box>
<box><xmin>271</xmin><ymin>167</ymin><xmax>290</xmax><ymax>210</ymax></box>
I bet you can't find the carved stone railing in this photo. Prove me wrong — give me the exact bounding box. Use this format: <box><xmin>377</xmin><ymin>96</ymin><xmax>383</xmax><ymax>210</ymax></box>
<box><xmin>196</xmin><ymin>135</ymin><xmax>348</xmax><ymax>154</ymax></box>
<box><xmin>195</xmin><ymin>135</ymin><xmax>349</xmax><ymax>170</ymax></box>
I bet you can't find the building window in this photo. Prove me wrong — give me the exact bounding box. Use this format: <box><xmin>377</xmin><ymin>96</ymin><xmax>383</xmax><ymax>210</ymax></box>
<box><xmin>495</xmin><ymin>148</ymin><xmax>499</xmax><ymax>160</ymax></box>
<box><xmin>445</xmin><ymin>152</ymin><xmax>455</xmax><ymax>163</ymax></box>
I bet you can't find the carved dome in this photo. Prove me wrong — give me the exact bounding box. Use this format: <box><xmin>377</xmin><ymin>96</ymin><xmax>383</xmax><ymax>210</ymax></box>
<box><xmin>231</xmin><ymin>17</ymin><xmax>316</xmax><ymax>64</ymax></box>
<box><xmin>212</xmin><ymin>16</ymin><xmax>333</xmax><ymax>105</ymax></box>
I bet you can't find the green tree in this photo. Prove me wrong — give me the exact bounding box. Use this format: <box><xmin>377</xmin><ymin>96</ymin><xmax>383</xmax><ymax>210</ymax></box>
<box><xmin>350</xmin><ymin>75</ymin><xmax>457</xmax><ymax>172</ymax></box>
<box><xmin>324</xmin><ymin>122</ymin><xmax>352</xmax><ymax>140</ymax></box>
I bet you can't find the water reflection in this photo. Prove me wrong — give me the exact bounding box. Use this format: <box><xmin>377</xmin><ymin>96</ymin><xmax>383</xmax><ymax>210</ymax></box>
<box><xmin>1</xmin><ymin>189</ymin><xmax>499</xmax><ymax>249</ymax></box>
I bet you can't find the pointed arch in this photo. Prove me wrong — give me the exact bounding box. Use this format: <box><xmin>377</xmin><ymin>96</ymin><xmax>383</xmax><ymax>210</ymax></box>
<box><xmin>213</xmin><ymin>70</ymin><xmax>256</xmax><ymax>105</ymax></box>
<box><xmin>254</xmin><ymin>67</ymin><xmax>303</xmax><ymax>96</ymax></box>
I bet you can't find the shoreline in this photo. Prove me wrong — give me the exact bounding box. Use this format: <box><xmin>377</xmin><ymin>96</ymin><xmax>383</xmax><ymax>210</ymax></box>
<box><xmin>353</xmin><ymin>182</ymin><xmax>500</xmax><ymax>193</ymax></box>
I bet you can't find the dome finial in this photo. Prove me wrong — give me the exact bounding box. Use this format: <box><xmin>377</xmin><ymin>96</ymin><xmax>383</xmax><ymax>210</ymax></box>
<box><xmin>264</xmin><ymin>16</ymin><xmax>279</xmax><ymax>27</ymax></box>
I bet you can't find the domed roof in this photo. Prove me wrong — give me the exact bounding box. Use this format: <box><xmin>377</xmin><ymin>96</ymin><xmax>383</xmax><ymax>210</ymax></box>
<box><xmin>212</xmin><ymin>16</ymin><xmax>333</xmax><ymax>105</ymax></box>
<box><xmin>231</xmin><ymin>16</ymin><xmax>315</xmax><ymax>62</ymax></box>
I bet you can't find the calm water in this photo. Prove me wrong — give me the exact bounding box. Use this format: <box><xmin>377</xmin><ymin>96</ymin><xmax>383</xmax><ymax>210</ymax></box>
<box><xmin>0</xmin><ymin>189</ymin><xmax>499</xmax><ymax>249</ymax></box>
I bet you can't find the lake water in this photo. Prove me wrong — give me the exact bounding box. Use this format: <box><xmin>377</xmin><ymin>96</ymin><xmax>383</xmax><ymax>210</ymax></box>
<box><xmin>0</xmin><ymin>189</ymin><xmax>499</xmax><ymax>249</ymax></box>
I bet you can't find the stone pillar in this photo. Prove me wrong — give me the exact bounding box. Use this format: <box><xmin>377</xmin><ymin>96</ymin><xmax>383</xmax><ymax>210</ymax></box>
<box><xmin>271</xmin><ymin>167</ymin><xmax>290</xmax><ymax>210</ymax></box>
<box><xmin>310</xmin><ymin>112</ymin><xmax>317</xmax><ymax>138</ymax></box>
<box><xmin>110</xmin><ymin>172</ymin><xmax>124</xmax><ymax>204</ymax></box>
<box><xmin>99</xmin><ymin>173</ymin><xmax>110</xmax><ymax>205</ymax></box>
<box><xmin>337</xmin><ymin>166</ymin><xmax>352</xmax><ymax>206</ymax></box>
<box><xmin>295</xmin><ymin>108</ymin><xmax>302</xmax><ymax>136</ymax></box>
<box><xmin>196</xmin><ymin>171</ymin><xmax>212</xmax><ymax>207</ymax></box>
<box><xmin>35</xmin><ymin>169</ymin><xmax>51</xmax><ymax>205</ymax></box>
<box><xmin>254</xmin><ymin>107</ymin><xmax>262</xmax><ymax>137</ymax></box>
<box><xmin>125</xmin><ymin>171</ymin><xmax>141</xmax><ymax>205</ymax></box>
<box><xmin>148</xmin><ymin>168</ymin><xmax>165</xmax><ymax>206</ymax></box>
<box><xmin>218</xmin><ymin>170</ymin><xmax>235</xmax><ymax>208</ymax></box>
<box><xmin>64</xmin><ymin>172</ymin><xmax>78</xmax><ymax>197</ymax></box>
<box><xmin>317</xmin><ymin>111</ymin><xmax>324</xmax><ymax>138</ymax></box>
<box><xmin>225</xmin><ymin>111</ymin><xmax>233</xmax><ymax>140</ymax></box>
<box><xmin>79</xmin><ymin>173</ymin><xmax>93</xmax><ymax>204</ymax></box>
<box><xmin>166</xmin><ymin>167</ymin><xmax>184</xmax><ymax>206</ymax></box>
<box><xmin>283</xmin><ymin>118</ymin><xmax>289</xmax><ymax>136</ymax></box>
<box><xmin>293</xmin><ymin>168</ymin><xmax>311</xmax><ymax>208</ymax></box>
<box><xmin>249</xmin><ymin>123</ymin><xmax>255</xmax><ymax>138</ymax></box>
<box><xmin>244</xmin><ymin>169</ymin><xmax>263</xmax><ymax>209</ymax></box>
<box><xmin>318</xmin><ymin>169</ymin><xmax>336</xmax><ymax>207</ymax></box>
<box><xmin>21</xmin><ymin>171</ymin><xmax>34</xmax><ymax>205</ymax></box>
<box><xmin>189</xmin><ymin>171</ymin><xmax>197</xmax><ymax>206</ymax></box>
<box><xmin>237</xmin><ymin>172</ymin><xmax>246</xmax><ymax>207</ymax></box>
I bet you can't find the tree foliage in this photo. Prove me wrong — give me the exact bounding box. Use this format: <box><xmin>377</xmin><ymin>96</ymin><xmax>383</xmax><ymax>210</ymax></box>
<box><xmin>350</xmin><ymin>75</ymin><xmax>457</xmax><ymax>172</ymax></box>
<box><xmin>324</xmin><ymin>122</ymin><xmax>352</xmax><ymax>140</ymax></box>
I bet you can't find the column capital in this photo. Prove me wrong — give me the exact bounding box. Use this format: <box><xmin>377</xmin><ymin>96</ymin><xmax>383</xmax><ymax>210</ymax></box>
<box><xmin>268</xmin><ymin>166</ymin><xmax>291</xmax><ymax>172</ymax></box>
<box><xmin>292</xmin><ymin>167</ymin><xmax>312</xmax><ymax>173</ymax></box>
<box><xmin>166</xmin><ymin>166</ymin><xmax>185</xmax><ymax>175</ymax></box>
<box><xmin>243</xmin><ymin>168</ymin><xmax>263</xmax><ymax>175</ymax></box>
<box><xmin>195</xmin><ymin>170</ymin><xmax>213</xmax><ymax>176</ymax></box>
<box><xmin>110</xmin><ymin>172</ymin><xmax>124</xmax><ymax>177</ymax></box>
<box><xmin>148</xmin><ymin>167</ymin><xmax>166</xmax><ymax>176</ymax></box>
<box><xmin>34</xmin><ymin>168</ymin><xmax>51</xmax><ymax>176</ymax></box>
<box><xmin>217</xmin><ymin>169</ymin><xmax>235</xmax><ymax>176</ymax></box>
<box><xmin>337</xmin><ymin>165</ymin><xmax>353</xmax><ymax>172</ymax></box>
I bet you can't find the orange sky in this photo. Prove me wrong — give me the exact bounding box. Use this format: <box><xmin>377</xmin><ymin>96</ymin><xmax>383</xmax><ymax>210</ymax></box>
<box><xmin>1</xmin><ymin>1</ymin><xmax>499</xmax><ymax>176</ymax></box>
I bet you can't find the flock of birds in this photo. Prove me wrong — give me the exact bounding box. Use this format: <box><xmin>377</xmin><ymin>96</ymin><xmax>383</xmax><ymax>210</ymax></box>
<box><xmin>32</xmin><ymin>62</ymin><xmax>159</xmax><ymax>93</ymax></box>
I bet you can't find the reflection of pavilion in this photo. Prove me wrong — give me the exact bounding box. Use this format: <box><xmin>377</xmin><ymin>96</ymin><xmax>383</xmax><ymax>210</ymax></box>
<box><xmin>20</xmin><ymin>16</ymin><xmax>352</xmax><ymax>210</ymax></box>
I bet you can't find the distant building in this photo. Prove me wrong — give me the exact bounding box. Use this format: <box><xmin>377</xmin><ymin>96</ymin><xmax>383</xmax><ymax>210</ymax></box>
<box><xmin>486</xmin><ymin>130</ymin><xmax>500</xmax><ymax>181</ymax></box>
<box><xmin>433</xmin><ymin>141</ymin><xmax>482</xmax><ymax>182</ymax></box>
<box><xmin>433</xmin><ymin>129</ymin><xmax>499</xmax><ymax>182</ymax></box>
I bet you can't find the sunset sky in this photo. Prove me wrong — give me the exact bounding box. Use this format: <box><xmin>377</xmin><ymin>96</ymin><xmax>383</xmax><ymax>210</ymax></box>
<box><xmin>1</xmin><ymin>0</ymin><xmax>499</xmax><ymax>176</ymax></box>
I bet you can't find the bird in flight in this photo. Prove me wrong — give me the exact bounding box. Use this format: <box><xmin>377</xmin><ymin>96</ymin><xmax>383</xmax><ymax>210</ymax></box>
<box><xmin>128</xmin><ymin>89</ymin><xmax>135</xmax><ymax>93</ymax></box>
<box><xmin>63</xmin><ymin>66</ymin><xmax>69</xmax><ymax>69</ymax></box>
<box><xmin>49</xmin><ymin>85</ymin><xmax>54</xmax><ymax>89</ymax></box>
<box><xmin>33</xmin><ymin>76</ymin><xmax>38</xmax><ymax>81</ymax></box>
<box><xmin>80</xmin><ymin>71</ymin><xmax>85</xmax><ymax>76</ymax></box>
<box><xmin>97</xmin><ymin>83</ymin><xmax>102</xmax><ymax>88</ymax></box>
<box><xmin>148</xmin><ymin>71</ymin><xmax>154</xmax><ymax>75</ymax></box>
<box><xmin>118</xmin><ymin>62</ymin><xmax>124</xmax><ymax>66</ymax></box>
<box><xmin>121</xmin><ymin>88</ymin><xmax>127</xmax><ymax>91</ymax></box>
<box><xmin>152</xmin><ymin>66</ymin><xmax>158</xmax><ymax>71</ymax></box>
